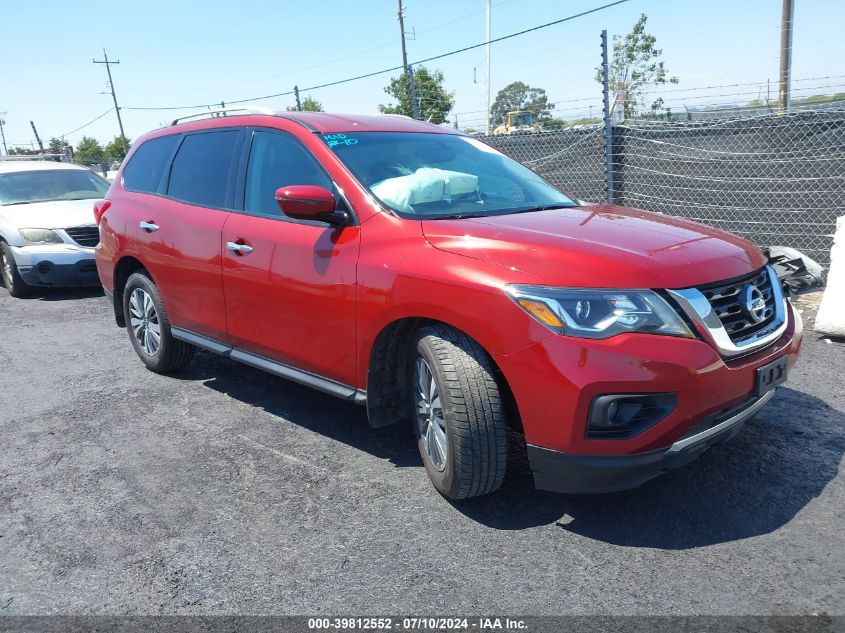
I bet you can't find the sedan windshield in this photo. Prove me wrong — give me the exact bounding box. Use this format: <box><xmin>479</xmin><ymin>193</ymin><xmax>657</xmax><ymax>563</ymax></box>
<box><xmin>322</xmin><ymin>132</ymin><xmax>576</xmax><ymax>219</ymax></box>
<box><xmin>0</xmin><ymin>169</ymin><xmax>109</xmax><ymax>206</ymax></box>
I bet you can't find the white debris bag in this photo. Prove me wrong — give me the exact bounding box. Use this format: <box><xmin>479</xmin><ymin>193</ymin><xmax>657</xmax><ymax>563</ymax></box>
<box><xmin>815</xmin><ymin>216</ymin><xmax>845</xmax><ymax>337</ymax></box>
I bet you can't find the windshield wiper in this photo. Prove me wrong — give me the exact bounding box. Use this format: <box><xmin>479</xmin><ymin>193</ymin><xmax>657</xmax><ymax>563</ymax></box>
<box><xmin>430</xmin><ymin>212</ymin><xmax>493</xmax><ymax>220</ymax></box>
<box><xmin>509</xmin><ymin>204</ymin><xmax>576</xmax><ymax>214</ymax></box>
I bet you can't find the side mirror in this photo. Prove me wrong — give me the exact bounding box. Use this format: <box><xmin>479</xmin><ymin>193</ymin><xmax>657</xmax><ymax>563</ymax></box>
<box><xmin>275</xmin><ymin>185</ymin><xmax>336</xmax><ymax>220</ymax></box>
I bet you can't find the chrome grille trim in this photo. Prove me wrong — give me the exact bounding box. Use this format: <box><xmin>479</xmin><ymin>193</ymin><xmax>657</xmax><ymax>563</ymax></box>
<box><xmin>667</xmin><ymin>265</ymin><xmax>788</xmax><ymax>358</ymax></box>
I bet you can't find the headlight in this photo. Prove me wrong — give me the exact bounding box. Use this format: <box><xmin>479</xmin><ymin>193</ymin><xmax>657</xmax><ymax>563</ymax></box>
<box><xmin>19</xmin><ymin>228</ymin><xmax>64</xmax><ymax>245</ymax></box>
<box><xmin>506</xmin><ymin>285</ymin><xmax>693</xmax><ymax>339</ymax></box>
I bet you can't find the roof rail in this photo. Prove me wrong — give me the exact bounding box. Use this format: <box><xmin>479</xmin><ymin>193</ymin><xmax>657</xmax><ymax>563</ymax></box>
<box><xmin>171</xmin><ymin>106</ymin><xmax>275</xmax><ymax>126</ymax></box>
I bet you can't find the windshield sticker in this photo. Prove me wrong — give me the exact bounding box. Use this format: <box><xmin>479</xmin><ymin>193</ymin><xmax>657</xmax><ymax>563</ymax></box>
<box><xmin>322</xmin><ymin>134</ymin><xmax>359</xmax><ymax>148</ymax></box>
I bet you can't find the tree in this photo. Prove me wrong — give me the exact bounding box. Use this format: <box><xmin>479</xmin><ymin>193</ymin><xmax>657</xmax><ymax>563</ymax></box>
<box><xmin>75</xmin><ymin>136</ymin><xmax>106</xmax><ymax>166</ymax></box>
<box><xmin>489</xmin><ymin>81</ymin><xmax>554</xmax><ymax>127</ymax></box>
<box><xmin>287</xmin><ymin>96</ymin><xmax>324</xmax><ymax>112</ymax></box>
<box><xmin>596</xmin><ymin>14</ymin><xmax>677</xmax><ymax>120</ymax></box>
<box><xmin>543</xmin><ymin>118</ymin><xmax>569</xmax><ymax>130</ymax></box>
<box><xmin>378</xmin><ymin>66</ymin><xmax>454</xmax><ymax>124</ymax></box>
<box><xmin>105</xmin><ymin>135</ymin><xmax>131</xmax><ymax>162</ymax></box>
<box><xmin>48</xmin><ymin>137</ymin><xmax>70</xmax><ymax>154</ymax></box>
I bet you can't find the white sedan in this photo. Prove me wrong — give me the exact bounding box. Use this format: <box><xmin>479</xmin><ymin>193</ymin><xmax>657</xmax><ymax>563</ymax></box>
<box><xmin>0</xmin><ymin>161</ymin><xmax>108</xmax><ymax>297</ymax></box>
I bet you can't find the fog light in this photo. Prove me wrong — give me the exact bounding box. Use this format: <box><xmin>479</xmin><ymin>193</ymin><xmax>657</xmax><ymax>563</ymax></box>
<box><xmin>606</xmin><ymin>400</ymin><xmax>619</xmax><ymax>422</ymax></box>
<box><xmin>587</xmin><ymin>393</ymin><xmax>677</xmax><ymax>439</ymax></box>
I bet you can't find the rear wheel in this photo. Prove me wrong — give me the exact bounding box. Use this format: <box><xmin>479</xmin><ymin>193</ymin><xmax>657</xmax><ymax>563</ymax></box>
<box><xmin>123</xmin><ymin>271</ymin><xmax>194</xmax><ymax>372</ymax></box>
<box><xmin>0</xmin><ymin>241</ymin><xmax>31</xmax><ymax>298</ymax></box>
<box><xmin>411</xmin><ymin>325</ymin><xmax>508</xmax><ymax>499</ymax></box>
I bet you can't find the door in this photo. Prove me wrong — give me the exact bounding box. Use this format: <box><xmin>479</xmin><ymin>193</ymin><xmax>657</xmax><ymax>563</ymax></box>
<box><xmin>222</xmin><ymin>129</ymin><xmax>360</xmax><ymax>385</ymax></box>
<box><xmin>133</xmin><ymin>128</ymin><xmax>243</xmax><ymax>340</ymax></box>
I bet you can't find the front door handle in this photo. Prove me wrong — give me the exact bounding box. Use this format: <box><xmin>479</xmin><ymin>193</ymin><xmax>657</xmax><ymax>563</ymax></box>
<box><xmin>226</xmin><ymin>241</ymin><xmax>254</xmax><ymax>255</ymax></box>
<box><xmin>139</xmin><ymin>221</ymin><xmax>159</xmax><ymax>232</ymax></box>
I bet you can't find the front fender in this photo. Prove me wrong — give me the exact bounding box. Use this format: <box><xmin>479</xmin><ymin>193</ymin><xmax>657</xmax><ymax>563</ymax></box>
<box><xmin>355</xmin><ymin>214</ymin><xmax>551</xmax><ymax>389</ymax></box>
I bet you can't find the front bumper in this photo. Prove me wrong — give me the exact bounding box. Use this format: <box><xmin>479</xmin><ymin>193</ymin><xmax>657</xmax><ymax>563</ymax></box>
<box><xmin>496</xmin><ymin>301</ymin><xmax>803</xmax><ymax>493</ymax></box>
<box><xmin>11</xmin><ymin>244</ymin><xmax>99</xmax><ymax>287</ymax></box>
<box><xmin>528</xmin><ymin>389</ymin><xmax>774</xmax><ymax>493</ymax></box>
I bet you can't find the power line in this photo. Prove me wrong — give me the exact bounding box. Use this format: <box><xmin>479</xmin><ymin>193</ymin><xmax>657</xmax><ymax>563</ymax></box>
<box><xmin>124</xmin><ymin>0</ymin><xmax>632</xmax><ymax>112</ymax></box>
<box><xmin>60</xmin><ymin>108</ymin><xmax>114</xmax><ymax>138</ymax></box>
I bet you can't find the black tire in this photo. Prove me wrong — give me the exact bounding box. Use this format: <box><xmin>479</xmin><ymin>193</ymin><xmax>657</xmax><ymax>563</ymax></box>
<box><xmin>410</xmin><ymin>325</ymin><xmax>508</xmax><ymax>499</ymax></box>
<box><xmin>123</xmin><ymin>271</ymin><xmax>194</xmax><ymax>373</ymax></box>
<box><xmin>0</xmin><ymin>241</ymin><xmax>32</xmax><ymax>298</ymax></box>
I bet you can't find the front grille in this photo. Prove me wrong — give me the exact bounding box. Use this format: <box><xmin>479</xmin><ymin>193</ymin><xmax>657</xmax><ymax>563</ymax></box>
<box><xmin>65</xmin><ymin>225</ymin><xmax>99</xmax><ymax>247</ymax></box>
<box><xmin>699</xmin><ymin>268</ymin><xmax>777</xmax><ymax>345</ymax></box>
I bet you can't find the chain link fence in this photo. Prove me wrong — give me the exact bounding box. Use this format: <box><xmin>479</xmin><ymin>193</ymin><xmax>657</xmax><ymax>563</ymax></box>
<box><xmin>480</xmin><ymin>108</ymin><xmax>845</xmax><ymax>266</ymax></box>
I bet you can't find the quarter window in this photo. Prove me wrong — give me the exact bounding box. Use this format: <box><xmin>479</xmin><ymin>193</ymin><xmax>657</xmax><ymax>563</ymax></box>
<box><xmin>167</xmin><ymin>130</ymin><xmax>241</xmax><ymax>208</ymax></box>
<box><xmin>245</xmin><ymin>131</ymin><xmax>332</xmax><ymax>217</ymax></box>
<box><xmin>123</xmin><ymin>135</ymin><xmax>179</xmax><ymax>193</ymax></box>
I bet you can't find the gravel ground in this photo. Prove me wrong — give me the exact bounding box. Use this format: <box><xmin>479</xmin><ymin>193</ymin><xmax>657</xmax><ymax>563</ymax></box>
<box><xmin>0</xmin><ymin>287</ymin><xmax>842</xmax><ymax>616</ymax></box>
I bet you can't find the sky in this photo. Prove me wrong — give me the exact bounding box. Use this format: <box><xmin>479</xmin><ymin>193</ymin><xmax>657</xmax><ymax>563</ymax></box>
<box><xmin>1</xmin><ymin>0</ymin><xmax>843</xmax><ymax>150</ymax></box>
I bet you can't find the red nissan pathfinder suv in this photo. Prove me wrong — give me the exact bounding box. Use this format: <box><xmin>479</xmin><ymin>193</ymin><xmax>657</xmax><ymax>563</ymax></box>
<box><xmin>95</xmin><ymin>109</ymin><xmax>802</xmax><ymax>499</ymax></box>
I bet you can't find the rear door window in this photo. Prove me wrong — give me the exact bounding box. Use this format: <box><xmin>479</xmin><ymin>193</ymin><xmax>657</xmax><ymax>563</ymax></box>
<box><xmin>123</xmin><ymin>134</ymin><xmax>180</xmax><ymax>193</ymax></box>
<box><xmin>167</xmin><ymin>130</ymin><xmax>242</xmax><ymax>209</ymax></box>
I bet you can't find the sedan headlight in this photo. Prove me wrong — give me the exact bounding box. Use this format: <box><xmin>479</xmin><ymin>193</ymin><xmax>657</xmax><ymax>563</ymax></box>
<box><xmin>506</xmin><ymin>285</ymin><xmax>693</xmax><ymax>339</ymax></box>
<box><xmin>19</xmin><ymin>228</ymin><xmax>64</xmax><ymax>245</ymax></box>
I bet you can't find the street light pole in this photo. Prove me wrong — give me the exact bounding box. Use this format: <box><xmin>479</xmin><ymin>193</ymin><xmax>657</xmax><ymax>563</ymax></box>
<box><xmin>486</xmin><ymin>0</ymin><xmax>492</xmax><ymax>135</ymax></box>
<box><xmin>778</xmin><ymin>0</ymin><xmax>794</xmax><ymax>113</ymax></box>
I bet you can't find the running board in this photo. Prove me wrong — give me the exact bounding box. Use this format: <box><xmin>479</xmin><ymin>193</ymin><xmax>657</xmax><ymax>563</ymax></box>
<box><xmin>171</xmin><ymin>327</ymin><xmax>366</xmax><ymax>405</ymax></box>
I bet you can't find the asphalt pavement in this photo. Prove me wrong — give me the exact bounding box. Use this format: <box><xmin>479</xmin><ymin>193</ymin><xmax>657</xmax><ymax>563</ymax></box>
<box><xmin>0</xmin><ymin>287</ymin><xmax>842</xmax><ymax>616</ymax></box>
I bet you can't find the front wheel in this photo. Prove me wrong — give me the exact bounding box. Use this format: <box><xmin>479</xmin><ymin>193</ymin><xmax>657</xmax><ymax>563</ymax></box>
<box><xmin>411</xmin><ymin>325</ymin><xmax>508</xmax><ymax>499</ymax></box>
<box><xmin>123</xmin><ymin>271</ymin><xmax>194</xmax><ymax>373</ymax></box>
<box><xmin>0</xmin><ymin>241</ymin><xmax>31</xmax><ymax>298</ymax></box>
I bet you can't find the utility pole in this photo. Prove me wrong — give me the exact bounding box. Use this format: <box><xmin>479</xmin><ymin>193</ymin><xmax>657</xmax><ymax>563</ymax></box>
<box><xmin>30</xmin><ymin>121</ymin><xmax>44</xmax><ymax>152</ymax></box>
<box><xmin>601</xmin><ymin>30</ymin><xmax>613</xmax><ymax>204</ymax></box>
<box><xmin>778</xmin><ymin>0</ymin><xmax>794</xmax><ymax>113</ymax></box>
<box><xmin>93</xmin><ymin>48</ymin><xmax>128</xmax><ymax>153</ymax></box>
<box><xmin>485</xmin><ymin>0</ymin><xmax>492</xmax><ymax>135</ymax></box>
<box><xmin>294</xmin><ymin>86</ymin><xmax>302</xmax><ymax>111</ymax></box>
<box><xmin>0</xmin><ymin>113</ymin><xmax>7</xmax><ymax>155</ymax></box>
<box><xmin>397</xmin><ymin>0</ymin><xmax>419</xmax><ymax>119</ymax></box>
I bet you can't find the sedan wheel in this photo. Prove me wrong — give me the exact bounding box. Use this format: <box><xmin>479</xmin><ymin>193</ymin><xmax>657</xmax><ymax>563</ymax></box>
<box><xmin>0</xmin><ymin>241</ymin><xmax>31</xmax><ymax>297</ymax></box>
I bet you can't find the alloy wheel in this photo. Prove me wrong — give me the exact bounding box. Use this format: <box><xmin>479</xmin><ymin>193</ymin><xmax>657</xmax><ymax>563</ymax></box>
<box><xmin>129</xmin><ymin>288</ymin><xmax>161</xmax><ymax>356</ymax></box>
<box><xmin>414</xmin><ymin>357</ymin><xmax>449</xmax><ymax>472</ymax></box>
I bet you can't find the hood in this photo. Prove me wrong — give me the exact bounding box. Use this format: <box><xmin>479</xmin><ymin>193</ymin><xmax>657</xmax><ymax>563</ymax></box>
<box><xmin>0</xmin><ymin>198</ymin><xmax>98</xmax><ymax>230</ymax></box>
<box><xmin>422</xmin><ymin>204</ymin><xmax>766</xmax><ymax>289</ymax></box>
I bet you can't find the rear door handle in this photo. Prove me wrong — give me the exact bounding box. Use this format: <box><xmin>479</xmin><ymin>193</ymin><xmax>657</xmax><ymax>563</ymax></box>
<box><xmin>226</xmin><ymin>241</ymin><xmax>254</xmax><ymax>255</ymax></box>
<box><xmin>139</xmin><ymin>221</ymin><xmax>159</xmax><ymax>232</ymax></box>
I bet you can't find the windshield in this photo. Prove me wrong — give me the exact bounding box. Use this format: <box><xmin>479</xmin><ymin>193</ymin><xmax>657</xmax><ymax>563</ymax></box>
<box><xmin>0</xmin><ymin>169</ymin><xmax>109</xmax><ymax>206</ymax></box>
<box><xmin>322</xmin><ymin>132</ymin><xmax>576</xmax><ymax>219</ymax></box>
